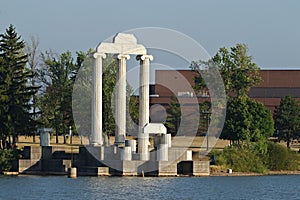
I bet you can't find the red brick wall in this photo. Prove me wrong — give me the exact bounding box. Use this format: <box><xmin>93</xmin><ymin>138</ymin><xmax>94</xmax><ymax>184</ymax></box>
<box><xmin>151</xmin><ymin>69</ymin><xmax>300</xmax><ymax>112</ymax></box>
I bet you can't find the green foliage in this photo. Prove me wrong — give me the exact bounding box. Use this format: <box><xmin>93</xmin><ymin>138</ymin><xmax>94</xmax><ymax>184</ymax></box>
<box><xmin>0</xmin><ymin>149</ymin><xmax>13</xmax><ymax>171</ymax></box>
<box><xmin>191</xmin><ymin>44</ymin><xmax>270</xmax><ymax>144</ymax></box>
<box><xmin>165</xmin><ymin>96</ymin><xmax>181</xmax><ymax>136</ymax></box>
<box><xmin>213</xmin><ymin>145</ymin><xmax>267</xmax><ymax>173</ymax></box>
<box><xmin>286</xmin><ymin>151</ymin><xmax>300</xmax><ymax>171</ymax></box>
<box><xmin>198</xmin><ymin>101</ymin><xmax>211</xmax><ymax>134</ymax></box>
<box><xmin>274</xmin><ymin>96</ymin><xmax>300</xmax><ymax>148</ymax></box>
<box><xmin>127</xmin><ymin>94</ymin><xmax>139</xmax><ymax>134</ymax></box>
<box><xmin>191</xmin><ymin>43</ymin><xmax>261</xmax><ymax>98</ymax></box>
<box><xmin>212</xmin><ymin>141</ymin><xmax>300</xmax><ymax>173</ymax></box>
<box><xmin>221</xmin><ymin>96</ymin><xmax>274</xmax><ymax>143</ymax></box>
<box><xmin>247</xmin><ymin>99</ymin><xmax>274</xmax><ymax>142</ymax></box>
<box><xmin>0</xmin><ymin>24</ymin><xmax>38</xmax><ymax>145</ymax></box>
<box><xmin>38</xmin><ymin>51</ymin><xmax>83</xmax><ymax>143</ymax></box>
<box><xmin>267</xmin><ymin>142</ymin><xmax>288</xmax><ymax>170</ymax></box>
<box><xmin>267</xmin><ymin>142</ymin><xmax>300</xmax><ymax>171</ymax></box>
<box><xmin>102</xmin><ymin>56</ymin><xmax>117</xmax><ymax>136</ymax></box>
<box><xmin>0</xmin><ymin>148</ymin><xmax>22</xmax><ymax>172</ymax></box>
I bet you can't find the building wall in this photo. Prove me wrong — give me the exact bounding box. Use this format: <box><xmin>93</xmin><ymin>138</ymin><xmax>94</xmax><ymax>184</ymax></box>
<box><xmin>151</xmin><ymin>69</ymin><xmax>300</xmax><ymax>112</ymax></box>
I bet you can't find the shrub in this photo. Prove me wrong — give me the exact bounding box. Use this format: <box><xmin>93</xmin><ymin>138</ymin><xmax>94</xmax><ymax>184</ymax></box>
<box><xmin>212</xmin><ymin>145</ymin><xmax>267</xmax><ymax>173</ymax></box>
<box><xmin>0</xmin><ymin>148</ymin><xmax>22</xmax><ymax>172</ymax></box>
<box><xmin>267</xmin><ymin>142</ymin><xmax>288</xmax><ymax>170</ymax></box>
<box><xmin>285</xmin><ymin>150</ymin><xmax>300</xmax><ymax>170</ymax></box>
<box><xmin>211</xmin><ymin>141</ymin><xmax>300</xmax><ymax>173</ymax></box>
<box><xmin>224</xmin><ymin>146</ymin><xmax>267</xmax><ymax>173</ymax></box>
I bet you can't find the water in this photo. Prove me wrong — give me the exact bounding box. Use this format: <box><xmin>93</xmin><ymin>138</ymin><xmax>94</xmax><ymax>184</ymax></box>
<box><xmin>0</xmin><ymin>175</ymin><xmax>299</xmax><ymax>200</ymax></box>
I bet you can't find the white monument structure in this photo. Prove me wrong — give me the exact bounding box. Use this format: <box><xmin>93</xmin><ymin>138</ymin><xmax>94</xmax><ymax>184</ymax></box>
<box><xmin>90</xmin><ymin>33</ymin><xmax>154</xmax><ymax>160</ymax></box>
<box><xmin>84</xmin><ymin>33</ymin><xmax>209</xmax><ymax>176</ymax></box>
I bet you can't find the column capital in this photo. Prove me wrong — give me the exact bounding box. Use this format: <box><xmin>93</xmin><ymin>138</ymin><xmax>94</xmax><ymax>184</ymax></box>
<box><xmin>136</xmin><ymin>54</ymin><xmax>153</xmax><ymax>61</ymax></box>
<box><xmin>116</xmin><ymin>54</ymin><xmax>130</xmax><ymax>60</ymax></box>
<box><xmin>91</xmin><ymin>52</ymin><xmax>106</xmax><ymax>59</ymax></box>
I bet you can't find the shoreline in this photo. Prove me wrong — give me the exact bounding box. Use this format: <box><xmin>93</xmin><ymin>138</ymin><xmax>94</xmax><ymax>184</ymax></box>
<box><xmin>2</xmin><ymin>170</ymin><xmax>300</xmax><ymax>177</ymax></box>
<box><xmin>210</xmin><ymin>170</ymin><xmax>300</xmax><ymax>177</ymax></box>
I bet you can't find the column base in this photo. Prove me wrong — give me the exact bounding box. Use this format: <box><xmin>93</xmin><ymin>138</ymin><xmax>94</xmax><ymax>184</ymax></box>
<box><xmin>114</xmin><ymin>142</ymin><xmax>125</xmax><ymax>147</ymax></box>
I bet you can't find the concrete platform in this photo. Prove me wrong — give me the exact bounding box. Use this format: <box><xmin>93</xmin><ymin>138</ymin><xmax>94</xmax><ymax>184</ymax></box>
<box><xmin>17</xmin><ymin>146</ymin><xmax>210</xmax><ymax>177</ymax></box>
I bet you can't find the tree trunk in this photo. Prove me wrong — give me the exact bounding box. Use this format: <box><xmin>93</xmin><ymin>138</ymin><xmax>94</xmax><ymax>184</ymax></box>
<box><xmin>56</xmin><ymin>129</ymin><xmax>59</xmax><ymax>144</ymax></box>
<box><xmin>287</xmin><ymin>130</ymin><xmax>291</xmax><ymax>149</ymax></box>
<box><xmin>9</xmin><ymin>136</ymin><xmax>12</xmax><ymax>146</ymax></box>
<box><xmin>13</xmin><ymin>135</ymin><xmax>17</xmax><ymax>146</ymax></box>
<box><xmin>33</xmin><ymin>90</ymin><xmax>36</xmax><ymax>143</ymax></box>
<box><xmin>63</xmin><ymin>134</ymin><xmax>66</xmax><ymax>144</ymax></box>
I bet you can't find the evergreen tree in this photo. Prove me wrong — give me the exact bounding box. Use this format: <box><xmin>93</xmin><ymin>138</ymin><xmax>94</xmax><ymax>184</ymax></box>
<box><xmin>198</xmin><ymin>101</ymin><xmax>211</xmax><ymax>134</ymax></box>
<box><xmin>165</xmin><ymin>96</ymin><xmax>181</xmax><ymax>136</ymax></box>
<box><xmin>0</xmin><ymin>24</ymin><xmax>38</xmax><ymax>147</ymax></box>
<box><xmin>274</xmin><ymin>95</ymin><xmax>300</xmax><ymax>148</ymax></box>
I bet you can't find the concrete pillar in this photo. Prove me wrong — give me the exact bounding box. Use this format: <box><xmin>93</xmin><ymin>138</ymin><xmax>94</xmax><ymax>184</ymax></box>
<box><xmin>68</xmin><ymin>167</ymin><xmax>77</xmax><ymax>178</ymax></box>
<box><xmin>137</xmin><ymin>55</ymin><xmax>153</xmax><ymax>133</ymax></box>
<box><xmin>125</xmin><ymin>140</ymin><xmax>136</xmax><ymax>154</ymax></box>
<box><xmin>139</xmin><ymin>133</ymin><xmax>150</xmax><ymax>161</ymax></box>
<box><xmin>40</xmin><ymin>131</ymin><xmax>50</xmax><ymax>146</ymax></box>
<box><xmin>157</xmin><ymin>144</ymin><xmax>168</xmax><ymax>161</ymax></box>
<box><xmin>158</xmin><ymin>134</ymin><xmax>171</xmax><ymax>147</ymax></box>
<box><xmin>161</xmin><ymin>134</ymin><xmax>168</xmax><ymax>145</ymax></box>
<box><xmin>137</xmin><ymin>55</ymin><xmax>153</xmax><ymax>160</ymax></box>
<box><xmin>115</xmin><ymin>54</ymin><xmax>130</xmax><ymax>145</ymax></box>
<box><xmin>121</xmin><ymin>146</ymin><xmax>132</xmax><ymax>161</ymax></box>
<box><xmin>91</xmin><ymin>53</ymin><xmax>106</xmax><ymax>145</ymax></box>
<box><xmin>166</xmin><ymin>134</ymin><xmax>172</xmax><ymax>148</ymax></box>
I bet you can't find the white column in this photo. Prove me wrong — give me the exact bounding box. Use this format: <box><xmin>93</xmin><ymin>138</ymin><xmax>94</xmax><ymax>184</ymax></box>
<box><xmin>115</xmin><ymin>54</ymin><xmax>130</xmax><ymax>145</ymax></box>
<box><xmin>91</xmin><ymin>52</ymin><xmax>106</xmax><ymax>145</ymax></box>
<box><xmin>137</xmin><ymin>54</ymin><xmax>153</xmax><ymax>160</ymax></box>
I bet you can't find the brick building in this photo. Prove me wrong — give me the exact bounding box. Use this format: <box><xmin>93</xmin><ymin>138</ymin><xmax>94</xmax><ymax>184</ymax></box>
<box><xmin>150</xmin><ymin>69</ymin><xmax>300</xmax><ymax>112</ymax></box>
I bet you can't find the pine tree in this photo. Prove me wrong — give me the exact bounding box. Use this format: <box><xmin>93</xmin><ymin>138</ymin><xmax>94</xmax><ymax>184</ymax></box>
<box><xmin>0</xmin><ymin>24</ymin><xmax>38</xmax><ymax>147</ymax></box>
<box><xmin>165</xmin><ymin>96</ymin><xmax>181</xmax><ymax>136</ymax></box>
<box><xmin>274</xmin><ymin>96</ymin><xmax>300</xmax><ymax>148</ymax></box>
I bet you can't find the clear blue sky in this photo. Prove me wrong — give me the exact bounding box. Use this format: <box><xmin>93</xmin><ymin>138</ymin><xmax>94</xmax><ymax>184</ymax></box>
<box><xmin>1</xmin><ymin>0</ymin><xmax>300</xmax><ymax>69</ymax></box>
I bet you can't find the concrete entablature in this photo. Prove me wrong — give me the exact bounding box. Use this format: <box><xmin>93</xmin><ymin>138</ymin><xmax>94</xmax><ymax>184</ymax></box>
<box><xmin>96</xmin><ymin>33</ymin><xmax>147</xmax><ymax>55</ymax></box>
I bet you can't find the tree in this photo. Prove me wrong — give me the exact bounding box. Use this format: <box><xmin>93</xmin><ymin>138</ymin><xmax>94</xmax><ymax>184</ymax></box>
<box><xmin>191</xmin><ymin>44</ymin><xmax>270</xmax><ymax>144</ymax></box>
<box><xmin>26</xmin><ymin>35</ymin><xmax>41</xmax><ymax>142</ymax></box>
<box><xmin>274</xmin><ymin>95</ymin><xmax>300</xmax><ymax>148</ymax></box>
<box><xmin>38</xmin><ymin>51</ymin><xmax>83</xmax><ymax>143</ymax></box>
<box><xmin>198</xmin><ymin>101</ymin><xmax>211</xmax><ymax>134</ymax></box>
<box><xmin>191</xmin><ymin>43</ymin><xmax>261</xmax><ymax>98</ymax></box>
<box><xmin>102</xmin><ymin>56</ymin><xmax>117</xmax><ymax>137</ymax></box>
<box><xmin>165</xmin><ymin>96</ymin><xmax>181</xmax><ymax>136</ymax></box>
<box><xmin>221</xmin><ymin>96</ymin><xmax>274</xmax><ymax>144</ymax></box>
<box><xmin>0</xmin><ymin>24</ymin><xmax>38</xmax><ymax>148</ymax></box>
<box><xmin>127</xmin><ymin>90</ymin><xmax>139</xmax><ymax>135</ymax></box>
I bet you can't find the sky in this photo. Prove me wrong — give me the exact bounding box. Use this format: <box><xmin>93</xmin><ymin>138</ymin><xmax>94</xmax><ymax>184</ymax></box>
<box><xmin>0</xmin><ymin>0</ymin><xmax>300</xmax><ymax>70</ymax></box>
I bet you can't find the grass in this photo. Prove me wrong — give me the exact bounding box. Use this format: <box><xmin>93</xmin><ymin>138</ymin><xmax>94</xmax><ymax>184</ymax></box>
<box><xmin>15</xmin><ymin>135</ymin><xmax>300</xmax><ymax>154</ymax></box>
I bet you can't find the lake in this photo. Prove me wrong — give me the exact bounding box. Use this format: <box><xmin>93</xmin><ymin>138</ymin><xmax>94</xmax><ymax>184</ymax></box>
<box><xmin>0</xmin><ymin>175</ymin><xmax>299</xmax><ymax>199</ymax></box>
